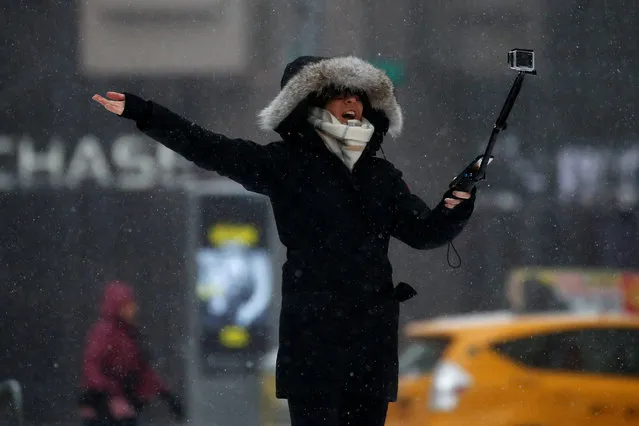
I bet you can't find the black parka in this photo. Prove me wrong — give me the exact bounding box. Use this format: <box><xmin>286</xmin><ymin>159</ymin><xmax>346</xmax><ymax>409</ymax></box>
<box><xmin>119</xmin><ymin>56</ymin><xmax>475</xmax><ymax>401</ymax></box>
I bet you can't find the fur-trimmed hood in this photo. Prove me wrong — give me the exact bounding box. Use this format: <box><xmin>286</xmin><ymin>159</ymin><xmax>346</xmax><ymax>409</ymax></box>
<box><xmin>258</xmin><ymin>56</ymin><xmax>404</xmax><ymax>138</ymax></box>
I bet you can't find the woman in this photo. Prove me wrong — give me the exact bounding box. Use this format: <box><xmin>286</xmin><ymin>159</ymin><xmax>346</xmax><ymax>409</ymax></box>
<box><xmin>78</xmin><ymin>281</ymin><xmax>184</xmax><ymax>426</ymax></box>
<box><xmin>92</xmin><ymin>55</ymin><xmax>475</xmax><ymax>426</ymax></box>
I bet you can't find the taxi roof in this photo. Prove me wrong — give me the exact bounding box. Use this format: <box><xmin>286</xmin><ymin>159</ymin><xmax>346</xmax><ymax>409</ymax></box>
<box><xmin>404</xmin><ymin>310</ymin><xmax>639</xmax><ymax>338</ymax></box>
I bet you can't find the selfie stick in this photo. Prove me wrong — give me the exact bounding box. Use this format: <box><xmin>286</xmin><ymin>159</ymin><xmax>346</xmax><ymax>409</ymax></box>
<box><xmin>449</xmin><ymin>49</ymin><xmax>537</xmax><ymax>192</ymax></box>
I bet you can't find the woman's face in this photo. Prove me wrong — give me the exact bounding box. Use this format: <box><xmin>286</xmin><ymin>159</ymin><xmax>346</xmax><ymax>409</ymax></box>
<box><xmin>324</xmin><ymin>92</ymin><xmax>364</xmax><ymax>124</ymax></box>
<box><xmin>119</xmin><ymin>301</ymin><xmax>138</xmax><ymax>324</ymax></box>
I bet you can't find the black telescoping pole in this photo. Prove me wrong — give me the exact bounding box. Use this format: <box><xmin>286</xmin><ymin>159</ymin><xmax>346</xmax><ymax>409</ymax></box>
<box><xmin>476</xmin><ymin>71</ymin><xmax>527</xmax><ymax>177</ymax></box>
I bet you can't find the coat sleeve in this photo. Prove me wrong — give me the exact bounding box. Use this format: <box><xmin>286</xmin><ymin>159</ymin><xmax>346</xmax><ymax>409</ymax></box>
<box><xmin>390</xmin><ymin>172</ymin><xmax>475</xmax><ymax>250</ymax></box>
<box><xmin>82</xmin><ymin>324</ymin><xmax>124</xmax><ymax>398</ymax></box>
<box><xmin>135</xmin><ymin>362</ymin><xmax>167</xmax><ymax>401</ymax></box>
<box><xmin>121</xmin><ymin>93</ymin><xmax>284</xmax><ymax>194</ymax></box>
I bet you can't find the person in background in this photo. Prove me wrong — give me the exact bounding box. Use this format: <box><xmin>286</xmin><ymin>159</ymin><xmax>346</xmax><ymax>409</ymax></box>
<box><xmin>78</xmin><ymin>280</ymin><xmax>184</xmax><ymax>426</ymax></box>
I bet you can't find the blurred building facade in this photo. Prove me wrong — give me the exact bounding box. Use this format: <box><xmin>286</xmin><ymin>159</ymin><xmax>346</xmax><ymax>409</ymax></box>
<box><xmin>1</xmin><ymin>0</ymin><xmax>638</xmax><ymax>424</ymax></box>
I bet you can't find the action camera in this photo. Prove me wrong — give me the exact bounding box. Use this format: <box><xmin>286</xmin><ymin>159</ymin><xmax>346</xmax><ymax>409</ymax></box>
<box><xmin>508</xmin><ymin>49</ymin><xmax>535</xmax><ymax>74</ymax></box>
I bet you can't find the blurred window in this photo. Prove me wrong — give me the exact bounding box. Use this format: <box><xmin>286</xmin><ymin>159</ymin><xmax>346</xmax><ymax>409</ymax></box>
<box><xmin>493</xmin><ymin>327</ymin><xmax>639</xmax><ymax>377</ymax></box>
<box><xmin>399</xmin><ymin>337</ymin><xmax>452</xmax><ymax>375</ymax></box>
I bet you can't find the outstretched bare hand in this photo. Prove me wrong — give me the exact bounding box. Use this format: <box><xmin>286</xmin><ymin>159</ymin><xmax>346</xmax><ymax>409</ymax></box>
<box><xmin>92</xmin><ymin>91</ymin><xmax>125</xmax><ymax>116</ymax></box>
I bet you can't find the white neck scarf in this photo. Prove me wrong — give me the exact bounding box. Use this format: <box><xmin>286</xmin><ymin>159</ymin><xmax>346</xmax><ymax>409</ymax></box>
<box><xmin>307</xmin><ymin>107</ymin><xmax>375</xmax><ymax>171</ymax></box>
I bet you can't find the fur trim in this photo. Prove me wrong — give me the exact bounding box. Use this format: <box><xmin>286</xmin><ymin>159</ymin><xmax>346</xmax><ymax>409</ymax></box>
<box><xmin>258</xmin><ymin>56</ymin><xmax>404</xmax><ymax>137</ymax></box>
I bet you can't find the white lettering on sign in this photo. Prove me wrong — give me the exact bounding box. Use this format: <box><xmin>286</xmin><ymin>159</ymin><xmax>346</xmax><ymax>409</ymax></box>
<box><xmin>112</xmin><ymin>135</ymin><xmax>157</xmax><ymax>190</ymax></box>
<box><xmin>0</xmin><ymin>134</ymin><xmax>199</xmax><ymax>191</ymax></box>
<box><xmin>555</xmin><ymin>145</ymin><xmax>639</xmax><ymax>207</ymax></box>
<box><xmin>556</xmin><ymin>146</ymin><xmax>611</xmax><ymax>205</ymax></box>
<box><xmin>18</xmin><ymin>137</ymin><xmax>66</xmax><ymax>188</ymax></box>
<box><xmin>476</xmin><ymin>135</ymin><xmax>639</xmax><ymax>210</ymax></box>
<box><xmin>617</xmin><ymin>146</ymin><xmax>639</xmax><ymax>205</ymax></box>
<box><xmin>66</xmin><ymin>135</ymin><xmax>112</xmax><ymax>188</ymax></box>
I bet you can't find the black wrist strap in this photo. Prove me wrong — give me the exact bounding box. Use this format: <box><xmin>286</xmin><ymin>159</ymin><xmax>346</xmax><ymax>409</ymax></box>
<box><xmin>447</xmin><ymin>240</ymin><xmax>462</xmax><ymax>269</ymax></box>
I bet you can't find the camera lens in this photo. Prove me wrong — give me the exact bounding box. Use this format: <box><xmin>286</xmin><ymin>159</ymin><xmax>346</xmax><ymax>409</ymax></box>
<box><xmin>516</xmin><ymin>51</ymin><xmax>533</xmax><ymax>68</ymax></box>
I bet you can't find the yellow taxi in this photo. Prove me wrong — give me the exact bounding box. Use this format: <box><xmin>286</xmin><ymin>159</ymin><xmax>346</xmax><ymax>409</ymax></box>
<box><xmin>386</xmin><ymin>311</ymin><xmax>639</xmax><ymax>426</ymax></box>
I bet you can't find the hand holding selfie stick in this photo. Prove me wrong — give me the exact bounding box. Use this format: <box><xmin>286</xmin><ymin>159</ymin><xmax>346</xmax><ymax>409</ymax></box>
<box><xmin>449</xmin><ymin>49</ymin><xmax>537</xmax><ymax>192</ymax></box>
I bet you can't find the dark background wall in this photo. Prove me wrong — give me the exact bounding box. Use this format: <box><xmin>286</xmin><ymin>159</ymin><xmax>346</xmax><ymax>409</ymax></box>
<box><xmin>1</xmin><ymin>0</ymin><xmax>639</xmax><ymax>423</ymax></box>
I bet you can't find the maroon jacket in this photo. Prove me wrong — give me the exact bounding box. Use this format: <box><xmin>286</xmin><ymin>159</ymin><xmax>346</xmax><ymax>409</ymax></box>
<box><xmin>81</xmin><ymin>281</ymin><xmax>167</xmax><ymax>403</ymax></box>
